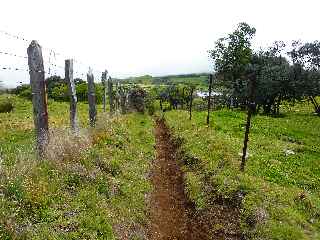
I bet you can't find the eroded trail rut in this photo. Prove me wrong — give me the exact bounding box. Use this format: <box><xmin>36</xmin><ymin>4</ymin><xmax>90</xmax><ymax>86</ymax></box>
<box><xmin>148</xmin><ymin>118</ymin><xmax>241</xmax><ymax>240</ymax></box>
<box><xmin>149</xmin><ymin>119</ymin><xmax>191</xmax><ymax>239</ymax></box>
<box><xmin>149</xmin><ymin>118</ymin><xmax>213</xmax><ymax>240</ymax></box>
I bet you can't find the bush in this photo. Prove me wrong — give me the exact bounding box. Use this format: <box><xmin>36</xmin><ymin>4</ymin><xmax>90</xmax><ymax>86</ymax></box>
<box><xmin>13</xmin><ymin>84</ymin><xmax>32</xmax><ymax>100</ymax></box>
<box><xmin>145</xmin><ymin>95</ymin><xmax>156</xmax><ymax>116</ymax></box>
<box><xmin>51</xmin><ymin>84</ymin><xmax>69</xmax><ymax>101</ymax></box>
<box><xmin>0</xmin><ymin>100</ymin><xmax>14</xmax><ymax>113</ymax></box>
<box><xmin>128</xmin><ymin>87</ymin><xmax>147</xmax><ymax>113</ymax></box>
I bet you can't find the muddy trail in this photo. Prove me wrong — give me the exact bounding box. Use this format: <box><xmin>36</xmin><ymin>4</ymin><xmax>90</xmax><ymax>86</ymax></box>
<box><xmin>148</xmin><ymin>118</ymin><xmax>241</xmax><ymax>240</ymax></box>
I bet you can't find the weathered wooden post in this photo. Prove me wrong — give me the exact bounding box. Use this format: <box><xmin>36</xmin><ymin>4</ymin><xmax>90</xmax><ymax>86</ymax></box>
<box><xmin>108</xmin><ymin>76</ymin><xmax>114</xmax><ymax>113</ymax></box>
<box><xmin>115</xmin><ymin>80</ymin><xmax>120</xmax><ymax>111</ymax></box>
<box><xmin>182</xmin><ymin>87</ymin><xmax>185</xmax><ymax>109</ymax></box>
<box><xmin>87</xmin><ymin>68</ymin><xmax>96</xmax><ymax>127</ymax></box>
<box><xmin>65</xmin><ymin>59</ymin><xmax>78</xmax><ymax>132</ymax></box>
<box><xmin>119</xmin><ymin>85</ymin><xmax>127</xmax><ymax>114</ymax></box>
<box><xmin>27</xmin><ymin>40</ymin><xmax>49</xmax><ymax>157</ymax></box>
<box><xmin>240</xmin><ymin>73</ymin><xmax>256</xmax><ymax>171</ymax></box>
<box><xmin>206</xmin><ymin>74</ymin><xmax>213</xmax><ymax>125</ymax></box>
<box><xmin>189</xmin><ymin>87</ymin><xmax>194</xmax><ymax>120</ymax></box>
<box><xmin>102</xmin><ymin>70</ymin><xmax>108</xmax><ymax>112</ymax></box>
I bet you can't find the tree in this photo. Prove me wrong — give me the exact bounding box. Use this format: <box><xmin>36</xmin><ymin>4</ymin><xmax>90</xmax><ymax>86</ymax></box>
<box><xmin>209</xmin><ymin>22</ymin><xmax>256</xmax><ymax>108</ymax></box>
<box><xmin>288</xmin><ymin>41</ymin><xmax>320</xmax><ymax>115</ymax></box>
<box><xmin>252</xmin><ymin>42</ymin><xmax>292</xmax><ymax>115</ymax></box>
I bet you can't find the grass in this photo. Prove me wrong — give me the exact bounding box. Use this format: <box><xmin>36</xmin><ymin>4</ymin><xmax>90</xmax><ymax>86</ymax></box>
<box><xmin>2</xmin><ymin>92</ymin><xmax>320</xmax><ymax>239</ymax></box>
<box><xmin>164</xmin><ymin>102</ymin><xmax>320</xmax><ymax>240</ymax></box>
<box><xmin>0</xmin><ymin>94</ymin><xmax>154</xmax><ymax>239</ymax></box>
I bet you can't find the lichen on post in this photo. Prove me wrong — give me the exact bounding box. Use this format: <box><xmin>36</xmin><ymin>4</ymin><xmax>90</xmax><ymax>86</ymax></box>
<box><xmin>27</xmin><ymin>40</ymin><xmax>49</xmax><ymax>157</ymax></box>
<box><xmin>87</xmin><ymin>69</ymin><xmax>96</xmax><ymax>127</ymax></box>
<box><xmin>65</xmin><ymin>59</ymin><xmax>78</xmax><ymax>133</ymax></box>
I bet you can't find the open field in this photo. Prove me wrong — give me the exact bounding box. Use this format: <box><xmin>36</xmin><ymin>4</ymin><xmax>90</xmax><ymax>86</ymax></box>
<box><xmin>165</xmin><ymin>103</ymin><xmax>320</xmax><ymax>239</ymax></box>
<box><xmin>1</xmin><ymin>93</ymin><xmax>320</xmax><ymax>239</ymax></box>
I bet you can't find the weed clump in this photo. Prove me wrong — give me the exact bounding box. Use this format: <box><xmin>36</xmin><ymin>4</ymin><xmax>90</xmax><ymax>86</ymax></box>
<box><xmin>0</xmin><ymin>99</ymin><xmax>14</xmax><ymax>113</ymax></box>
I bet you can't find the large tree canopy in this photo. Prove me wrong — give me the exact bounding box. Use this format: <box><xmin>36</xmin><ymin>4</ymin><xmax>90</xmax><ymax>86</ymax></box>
<box><xmin>209</xmin><ymin>23</ymin><xmax>320</xmax><ymax>115</ymax></box>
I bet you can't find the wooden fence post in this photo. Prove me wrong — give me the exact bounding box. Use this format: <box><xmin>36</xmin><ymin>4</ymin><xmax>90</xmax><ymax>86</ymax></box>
<box><xmin>108</xmin><ymin>76</ymin><xmax>114</xmax><ymax>113</ymax></box>
<box><xmin>65</xmin><ymin>59</ymin><xmax>78</xmax><ymax>132</ymax></box>
<box><xmin>206</xmin><ymin>74</ymin><xmax>213</xmax><ymax>125</ymax></box>
<box><xmin>102</xmin><ymin>70</ymin><xmax>108</xmax><ymax>112</ymax></box>
<box><xmin>119</xmin><ymin>85</ymin><xmax>127</xmax><ymax>114</ymax></box>
<box><xmin>27</xmin><ymin>40</ymin><xmax>49</xmax><ymax>157</ymax></box>
<box><xmin>87</xmin><ymin>69</ymin><xmax>96</xmax><ymax>127</ymax></box>
<box><xmin>189</xmin><ymin>87</ymin><xmax>194</xmax><ymax>120</ymax></box>
<box><xmin>182</xmin><ymin>87</ymin><xmax>185</xmax><ymax>109</ymax></box>
<box><xmin>240</xmin><ymin>73</ymin><xmax>256</xmax><ymax>171</ymax></box>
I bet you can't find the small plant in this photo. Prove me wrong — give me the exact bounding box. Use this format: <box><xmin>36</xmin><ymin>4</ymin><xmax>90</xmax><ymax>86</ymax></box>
<box><xmin>0</xmin><ymin>99</ymin><xmax>14</xmax><ymax>113</ymax></box>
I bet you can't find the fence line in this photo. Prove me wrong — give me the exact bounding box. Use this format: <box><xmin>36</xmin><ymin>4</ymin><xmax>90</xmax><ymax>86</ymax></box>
<box><xmin>0</xmin><ymin>29</ymin><xmax>104</xmax><ymax>78</ymax></box>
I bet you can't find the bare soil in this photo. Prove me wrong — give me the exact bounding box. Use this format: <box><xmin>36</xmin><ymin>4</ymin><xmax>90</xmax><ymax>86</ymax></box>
<box><xmin>148</xmin><ymin>118</ymin><xmax>241</xmax><ymax>240</ymax></box>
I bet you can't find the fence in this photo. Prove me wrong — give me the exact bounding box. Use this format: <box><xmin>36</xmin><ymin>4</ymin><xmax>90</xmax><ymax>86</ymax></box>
<box><xmin>0</xmin><ymin>29</ymin><xmax>130</xmax><ymax>157</ymax></box>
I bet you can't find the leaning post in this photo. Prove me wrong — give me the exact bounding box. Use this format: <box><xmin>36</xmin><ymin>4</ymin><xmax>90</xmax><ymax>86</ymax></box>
<box><xmin>206</xmin><ymin>74</ymin><xmax>213</xmax><ymax>125</ymax></box>
<box><xmin>65</xmin><ymin>59</ymin><xmax>78</xmax><ymax>133</ymax></box>
<box><xmin>240</xmin><ymin>73</ymin><xmax>256</xmax><ymax>171</ymax></box>
<box><xmin>27</xmin><ymin>40</ymin><xmax>49</xmax><ymax>158</ymax></box>
<box><xmin>87</xmin><ymin>68</ymin><xmax>96</xmax><ymax>127</ymax></box>
<box><xmin>102</xmin><ymin>70</ymin><xmax>108</xmax><ymax>112</ymax></box>
<box><xmin>189</xmin><ymin>86</ymin><xmax>194</xmax><ymax>120</ymax></box>
<box><xmin>119</xmin><ymin>84</ymin><xmax>127</xmax><ymax>114</ymax></box>
<box><xmin>108</xmin><ymin>76</ymin><xmax>114</xmax><ymax>113</ymax></box>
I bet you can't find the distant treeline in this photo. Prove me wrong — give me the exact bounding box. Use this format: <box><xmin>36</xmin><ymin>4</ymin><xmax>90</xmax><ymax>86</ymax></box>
<box><xmin>11</xmin><ymin>76</ymin><xmax>105</xmax><ymax>103</ymax></box>
<box><xmin>121</xmin><ymin>73</ymin><xmax>209</xmax><ymax>86</ymax></box>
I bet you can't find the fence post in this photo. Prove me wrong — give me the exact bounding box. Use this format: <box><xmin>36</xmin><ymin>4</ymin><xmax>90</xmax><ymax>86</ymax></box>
<box><xmin>206</xmin><ymin>74</ymin><xmax>213</xmax><ymax>125</ymax></box>
<box><xmin>87</xmin><ymin>69</ymin><xmax>96</xmax><ymax>127</ymax></box>
<box><xmin>102</xmin><ymin>70</ymin><xmax>108</xmax><ymax>112</ymax></box>
<box><xmin>182</xmin><ymin>87</ymin><xmax>185</xmax><ymax>109</ymax></box>
<box><xmin>119</xmin><ymin>84</ymin><xmax>127</xmax><ymax>114</ymax></box>
<box><xmin>189</xmin><ymin>87</ymin><xmax>194</xmax><ymax>120</ymax></box>
<box><xmin>240</xmin><ymin>73</ymin><xmax>256</xmax><ymax>171</ymax></box>
<box><xmin>116</xmin><ymin>81</ymin><xmax>121</xmax><ymax>111</ymax></box>
<box><xmin>108</xmin><ymin>76</ymin><xmax>114</xmax><ymax>113</ymax></box>
<box><xmin>65</xmin><ymin>59</ymin><xmax>78</xmax><ymax>132</ymax></box>
<box><xmin>27</xmin><ymin>40</ymin><xmax>49</xmax><ymax>158</ymax></box>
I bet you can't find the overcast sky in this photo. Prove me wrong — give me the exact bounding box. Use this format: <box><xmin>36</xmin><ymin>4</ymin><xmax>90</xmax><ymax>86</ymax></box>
<box><xmin>0</xmin><ymin>0</ymin><xmax>319</xmax><ymax>87</ymax></box>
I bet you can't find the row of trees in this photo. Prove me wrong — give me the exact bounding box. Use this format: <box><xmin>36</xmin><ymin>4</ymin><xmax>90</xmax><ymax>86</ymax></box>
<box><xmin>12</xmin><ymin>76</ymin><xmax>106</xmax><ymax>103</ymax></box>
<box><xmin>209</xmin><ymin>22</ymin><xmax>320</xmax><ymax>115</ymax></box>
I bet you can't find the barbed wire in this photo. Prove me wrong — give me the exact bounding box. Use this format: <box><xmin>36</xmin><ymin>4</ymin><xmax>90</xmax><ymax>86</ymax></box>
<box><xmin>0</xmin><ymin>29</ymin><xmax>107</xmax><ymax>80</ymax></box>
<box><xmin>0</xmin><ymin>50</ymin><xmax>27</xmax><ymax>59</ymax></box>
<box><xmin>0</xmin><ymin>66</ymin><xmax>28</xmax><ymax>72</ymax></box>
<box><xmin>0</xmin><ymin>29</ymin><xmax>29</xmax><ymax>42</ymax></box>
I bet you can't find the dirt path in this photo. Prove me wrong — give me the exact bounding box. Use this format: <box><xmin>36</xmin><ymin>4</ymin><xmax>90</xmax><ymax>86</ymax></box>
<box><xmin>148</xmin><ymin>118</ymin><xmax>191</xmax><ymax>239</ymax></box>
<box><xmin>148</xmin><ymin>118</ymin><xmax>241</xmax><ymax>240</ymax></box>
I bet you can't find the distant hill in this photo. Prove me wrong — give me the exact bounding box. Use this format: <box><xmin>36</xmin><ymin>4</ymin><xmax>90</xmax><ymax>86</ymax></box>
<box><xmin>120</xmin><ymin>73</ymin><xmax>210</xmax><ymax>86</ymax></box>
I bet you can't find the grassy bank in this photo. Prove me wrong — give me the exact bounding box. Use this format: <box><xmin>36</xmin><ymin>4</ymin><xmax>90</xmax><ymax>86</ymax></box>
<box><xmin>0</xmin><ymin>95</ymin><xmax>154</xmax><ymax>239</ymax></box>
<box><xmin>165</xmin><ymin>104</ymin><xmax>320</xmax><ymax>239</ymax></box>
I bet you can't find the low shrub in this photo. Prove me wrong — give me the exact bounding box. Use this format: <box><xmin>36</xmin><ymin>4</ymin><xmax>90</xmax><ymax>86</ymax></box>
<box><xmin>0</xmin><ymin>100</ymin><xmax>14</xmax><ymax>113</ymax></box>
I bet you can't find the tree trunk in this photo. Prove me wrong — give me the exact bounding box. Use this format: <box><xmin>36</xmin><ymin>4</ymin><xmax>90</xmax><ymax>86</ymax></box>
<box><xmin>310</xmin><ymin>96</ymin><xmax>320</xmax><ymax>115</ymax></box>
